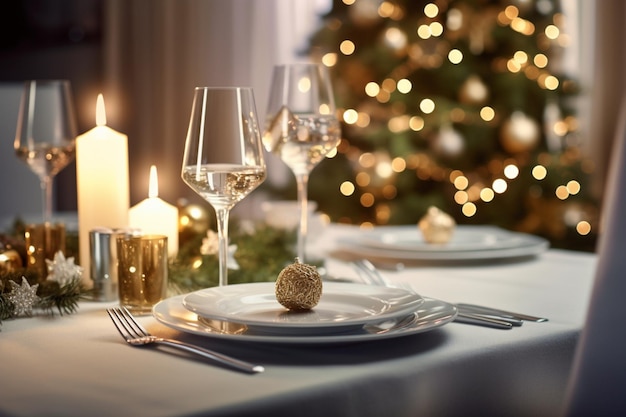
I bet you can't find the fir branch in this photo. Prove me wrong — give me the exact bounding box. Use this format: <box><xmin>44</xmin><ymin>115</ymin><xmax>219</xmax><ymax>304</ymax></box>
<box><xmin>36</xmin><ymin>278</ymin><xmax>84</xmax><ymax>316</ymax></box>
<box><xmin>169</xmin><ymin>223</ymin><xmax>297</xmax><ymax>292</ymax></box>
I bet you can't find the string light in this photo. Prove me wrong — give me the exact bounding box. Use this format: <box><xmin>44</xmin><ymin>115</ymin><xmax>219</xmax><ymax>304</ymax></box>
<box><xmin>316</xmin><ymin>0</ymin><xmax>592</xmax><ymax>240</ymax></box>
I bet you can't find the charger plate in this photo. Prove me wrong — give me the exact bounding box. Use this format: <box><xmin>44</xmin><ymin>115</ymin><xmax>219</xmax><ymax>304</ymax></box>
<box><xmin>337</xmin><ymin>226</ymin><xmax>549</xmax><ymax>261</ymax></box>
<box><xmin>153</xmin><ymin>295</ymin><xmax>456</xmax><ymax>344</ymax></box>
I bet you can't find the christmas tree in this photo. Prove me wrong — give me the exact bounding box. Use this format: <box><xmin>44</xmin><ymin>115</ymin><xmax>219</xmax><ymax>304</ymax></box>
<box><xmin>268</xmin><ymin>0</ymin><xmax>597</xmax><ymax>251</ymax></box>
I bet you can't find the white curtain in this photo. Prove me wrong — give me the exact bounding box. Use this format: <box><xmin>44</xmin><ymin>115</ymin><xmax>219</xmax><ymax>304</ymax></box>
<box><xmin>582</xmin><ymin>0</ymin><xmax>626</xmax><ymax>198</ymax></box>
<box><xmin>103</xmin><ymin>0</ymin><xmax>324</xmax><ymax>215</ymax></box>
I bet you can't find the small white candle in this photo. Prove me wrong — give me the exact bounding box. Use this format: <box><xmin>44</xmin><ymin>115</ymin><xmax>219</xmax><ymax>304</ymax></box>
<box><xmin>129</xmin><ymin>165</ymin><xmax>179</xmax><ymax>257</ymax></box>
<box><xmin>76</xmin><ymin>94</ymin><xmax>130</xmax><ymax>284</ymax></box>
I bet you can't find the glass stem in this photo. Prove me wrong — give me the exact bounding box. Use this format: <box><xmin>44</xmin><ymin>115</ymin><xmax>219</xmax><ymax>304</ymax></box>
<box><xmin>295</xmin><ymin>173</ymin><xmax>309</xmax><ymax>262</ymax></box>
<box><xmin>215</xmin><ymin>207</ymin><xmax>230</xmax><ymax>287</ymax></box>
<box><xmin>41</xmin><ymin>176</ymin><xmax>52</xmax><ymax>224</ymax></box>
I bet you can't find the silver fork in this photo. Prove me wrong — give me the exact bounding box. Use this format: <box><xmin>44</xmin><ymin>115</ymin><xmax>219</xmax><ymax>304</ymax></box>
<box><xmin>106</xmin><ymin>307</ymin><xmax>264</xmax><ymax>374</ymax></box>
<box><xmin>350</xmin><ymin>259</ymin><xmax>530</xmax><ymax>329</ymax></box>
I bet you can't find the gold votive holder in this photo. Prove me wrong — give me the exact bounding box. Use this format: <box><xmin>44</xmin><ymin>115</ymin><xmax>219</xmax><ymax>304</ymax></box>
<box><xmin>25</xmin><ymin>223</ymin><xmax>66</xmax><ymax>280</ymax></box>
<box><xmin>116</xmin><ymin>234</ymin><xmax>168</xmax><ymax>315</ymax></box>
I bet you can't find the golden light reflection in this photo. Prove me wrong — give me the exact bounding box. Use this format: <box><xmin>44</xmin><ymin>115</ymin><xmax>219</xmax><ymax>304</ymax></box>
<box><xmin>534</xmin><ymin>54</ymin><xmax>548</xmax><ymax>68</ymax></box>
<box><xmin>455</xmin><ymin>190</ymin><xmax>469</xmax><ymax>204</ymax></box>
<box><xmin>430</xmin><ymin>22</ymin><xmax>444</xmax><ymax>37</ymax></box>
<box><xmin>448</xmin><ymin>49</ymin><xmax>463</xmax><ymax>64</ymax></box>
<box><xmin>503</xmin><ymin>164</ymin><xmax>519</xmax><ymax>179</ymax></box>
<box><xmin>567</xmin><ymin>180</ymin><xmax>581</xmax><ymax>195</ymax></box>
<box><xmin>555</xmin><ymin>185</ymin><xmax>569</xmax><ymax>200</ymax></box>
<box><xmin>298</xmin><ymin>76</ymin><xmax>311</xmax><ymax>93</ymax></box>
<box><xmin>492</xmin><ymin>178</ymin><xmax>507</xmax><ymax>193</ymax></box>
<box><xmin>409</xmin><ymin>116</ymin><xmax>424</xmax><ymax>131</ymax></box>
<box><xmin>397</xmin><ymin>78</ymin><xmax>412</xmax><ymax>93</ymax></box>
<box><xmin>462</xmin><ymin>202</ymin><xmax>477</xmax><ymax>217</ymax></box>
<box><xmin>322</xmin><ymin>53</ymin><xmax>337</xmax><ymax>67</ymax></box>
<box><xmin>340</xmin><ymin>181</ymin><xmax>355</xmax><ymax>196</ymax></box>
<box><xmin>391</xmin><ymin>157</ymin><xmax>406</xmax><ymax>172</ymax></box>
<box><xmin>417</xmin><ymin>25</ymin><xmax>432</xmax><ymax>39</ymax></box>
<box><xmin>420</xmin><ymin>98</ymin><xmax>435</xmax><ymax>113</ymax></box>
<box><xmin>480</xmin><ymin>107</ymin><xmax>495</xmax><ymax>121</ymax></box>
<box><xmin>356</xmin><ymin>172</ymin><xmax>370</xmax><ymax>186</ymax></box>
<box><xmin>359</xmin><ymin>152</ymin><xmax>376</xmax><ymax>168</ymax></box>
<box><xmin>343</xmin><ymin>109</ymin><xmax>359</xmax><ymax>124</ymax></box>
<box><xmin>532</xmin><ymin>165</ymin><xmax>548</xmax><ymax>180</ymax></box>
<box><xmin>576</xmin><ymin>221</ymin><xmax>591</xmax><ymax>235</ymax></box>
<box><xmin>454</xmin><ymin>175</ymin><xmax>469</xmax><ymax>190</ymax></box>
<box><xmin>480</xmin><ymin>188</ymin><xmax>495</xmax><ymax>202</ymax></box>
<box><xmin>424</xmin><ymin>3</ymin><xmax>439</xmax><ymax>18</ymax></box>
<box><xmin>340</xmin><ymin>40</ymin><xmax>356</xmax><ymax>55</ymax></box>
<box><xmin>360</xmin><ymin>193</ymin><xmax>375</xmax><ymax>207</ymax></box>
<box><xmin>365</xmin><ymin>82</ymin><xmax>380</xmax><ymax>97</ymax></box>
<box><xmin>545</xmin><ymin>24</ymin><xmax>560</xmax><ymax>39</ymax></box>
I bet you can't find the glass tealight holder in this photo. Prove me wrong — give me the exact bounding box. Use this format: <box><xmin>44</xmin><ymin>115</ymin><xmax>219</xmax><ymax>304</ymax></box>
<box><xmin>116</xmin><ymin>234</ymin><xmax>168</xmax><ymax>315</ymax></box>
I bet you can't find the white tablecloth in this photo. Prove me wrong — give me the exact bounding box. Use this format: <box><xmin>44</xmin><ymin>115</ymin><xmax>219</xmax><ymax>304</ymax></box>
<box><xmin>0</xmin><ymin>224</ymin><xmax>596</xmax><ymax>417</ymax></box>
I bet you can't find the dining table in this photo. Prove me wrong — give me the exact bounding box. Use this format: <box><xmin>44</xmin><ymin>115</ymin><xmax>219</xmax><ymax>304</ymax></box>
<box><xmin>0</xmin><ymin>223</ymin><xmax>597</xmax><ymax>417</ymax></box>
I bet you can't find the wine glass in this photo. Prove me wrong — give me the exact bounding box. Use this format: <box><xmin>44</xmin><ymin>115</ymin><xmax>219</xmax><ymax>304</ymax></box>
<box><xmin>181</xmin><ymin>87</ymin><xmax>266</xmax><ymax>287</ymax></box>
<box><xmin>263</xmin><ymin>63</ymin><xmax>341</xmax><ymax>262</ymax></box>
<box><xmin>14</xmin><ymin>80</ymin><xmax>78</xmax><ymax>223</ymax></box>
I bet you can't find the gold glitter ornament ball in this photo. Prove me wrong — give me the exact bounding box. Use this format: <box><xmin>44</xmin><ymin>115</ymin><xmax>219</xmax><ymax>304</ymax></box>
<box><xmin>275</xmin><ymin>258</ymin><xmax>322</xmax><ymax>311</ymax></box>
<box><xmin>418</xmin><ymin>206</ymin><xmax>456</xmax><ymax>244</ymax></box>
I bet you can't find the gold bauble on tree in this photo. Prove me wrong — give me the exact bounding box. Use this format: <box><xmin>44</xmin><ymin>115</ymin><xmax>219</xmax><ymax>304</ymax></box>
<box><xmin>500</xmin><ymin>111</ymin><xmax>541</xmax><ymax>154</ymax></box>
<box><xmin>459</xmin><ymin>75</ymin><xmax>489</xmax><ymax>105</ymax></box>
<box><xmin>275</xmin><ymin>258</ymin><xmax>322</xmax><ymax>311</ymax></box>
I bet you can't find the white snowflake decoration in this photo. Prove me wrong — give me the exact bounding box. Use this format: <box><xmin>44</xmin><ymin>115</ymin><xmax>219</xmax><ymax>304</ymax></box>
<box><xmin>200</xmin><ymin>230</ymin><xmax>239</xmax><ymax>270</ymax></box>
<box><xmin>46</xmin><ymin>251</ymin><xmax>83</xmax><ymax>286</ymax></box>
<box><xmin>7</xmin><ymin>277</ymin><xmax>40</xmax><ymax>316</ymax></box>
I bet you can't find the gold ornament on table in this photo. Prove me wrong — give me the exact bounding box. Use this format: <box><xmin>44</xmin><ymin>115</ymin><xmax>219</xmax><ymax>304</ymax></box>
<box><xmin>418</xmin><ymin>206</ymin><xmax>456</xmax><ymax>244</ymax></box>
<box><xmin>0</xmin><ymin>248</ymin><xmax>22</xmax><ymax>275</ymax></box>
<box><xmin>275</xmin><ymin>258</ymin><xmax>322</xmax><ymax>311</ymax></box>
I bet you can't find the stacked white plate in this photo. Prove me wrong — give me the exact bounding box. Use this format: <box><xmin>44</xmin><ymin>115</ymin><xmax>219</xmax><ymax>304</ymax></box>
<box><xmin>153</xmin><ymin>282</ymin><xmax>457</xmax><ymax>344</ymax></box>
<box><xmin>336</xmin><ymin>225</ymin><xmax>549</xmax><ymax>262</ymax></box>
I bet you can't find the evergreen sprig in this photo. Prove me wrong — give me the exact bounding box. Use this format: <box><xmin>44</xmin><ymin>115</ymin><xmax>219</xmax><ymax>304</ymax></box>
<box><xmin>168</xmin><ymin>223</ymin><xmax>297</xmax><ymax>293</ymax></box>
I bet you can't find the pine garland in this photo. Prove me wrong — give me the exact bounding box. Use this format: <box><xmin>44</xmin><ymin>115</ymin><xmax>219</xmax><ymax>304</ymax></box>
<box><xmin>0</xmin><ymin>217</ymin><xmax>302</xmax><ymax>325</ymax></box>
<box><xmin>0</xmin><ymin>271</ymin><xmax>86</xmax><ymax>323</ymax></box>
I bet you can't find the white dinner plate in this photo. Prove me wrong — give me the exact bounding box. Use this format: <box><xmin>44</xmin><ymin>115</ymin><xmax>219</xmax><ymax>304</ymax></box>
<box><xmin>153</xmin><ymin>295</ymin><xmax>456</xmax><ymax>344</ymax></box>
<box><xmin>182</xmin><ymin>282</ymin><xmax>424</xmax><ymax>335</ymax></box>
<box><xmin>337</xmin><ymin>225</ymin><xmax>549</xmax><ymax>261</ymax></box>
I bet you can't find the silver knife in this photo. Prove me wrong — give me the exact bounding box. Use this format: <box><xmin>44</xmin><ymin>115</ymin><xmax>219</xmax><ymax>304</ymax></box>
<box><xmin>456</xmin><ymin>303</ymin><xmax>548</xmax><ymax>323</ymax></box>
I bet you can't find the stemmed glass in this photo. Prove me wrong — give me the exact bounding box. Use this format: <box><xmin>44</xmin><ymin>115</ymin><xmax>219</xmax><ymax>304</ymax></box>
<box><xmin>263</xmin><ymin>63</ymin><xmax>341</xmax><ymax>262</ymax></box>
<box><xmin>182</xmin><ymin>87</ymin><xmax>266</xmax><ymax>287</ymax></box>
<box><xmin>14</xmin><ymin>80</ymin><xmax>78</xmax><ymax>223</ymax></box>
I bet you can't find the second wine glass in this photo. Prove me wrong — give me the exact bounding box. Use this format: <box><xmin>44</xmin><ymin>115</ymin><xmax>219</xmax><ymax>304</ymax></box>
<box><xmin>14</xmin><ymin>80</ymin><xmax>78</xmax><ymax>223</ymax></box>
<box><xmin>263</xmin><ymin>63</ymin><xmax>341</xmax><ymax>262</ymax></box>
<box><xmin>181</xmin><ymin>87</ymin><xmax>266</xmax><ymax>287</ymax></box>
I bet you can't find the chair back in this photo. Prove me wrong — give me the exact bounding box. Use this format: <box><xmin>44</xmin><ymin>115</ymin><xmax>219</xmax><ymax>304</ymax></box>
<box><xmin>562</xmin><ymin>96</ymin><xmax>626</xmax><ymax>416</ymax></box>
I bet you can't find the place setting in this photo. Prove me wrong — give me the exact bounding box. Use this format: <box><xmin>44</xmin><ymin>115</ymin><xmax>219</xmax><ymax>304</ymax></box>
<box><xmin>151</xmin><ymin>73</ymin><xmax>458</xmax><ymax>347</ymax></box>
<box><xmin>334</xmin><ymin>206</ymin><xmax>550</xmax><ymax>265</ymax></box>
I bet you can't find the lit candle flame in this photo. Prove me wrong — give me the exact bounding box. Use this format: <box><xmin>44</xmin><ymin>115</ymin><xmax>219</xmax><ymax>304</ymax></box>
<box><xmin>149</xmin><ymin>165</ymin><xmax>159</xmax><ymax>198</ymax></box>
<box><xmin>96</xmin><ymin>94</ymin><xmax>107</xmax><ymax>126</ymax></box>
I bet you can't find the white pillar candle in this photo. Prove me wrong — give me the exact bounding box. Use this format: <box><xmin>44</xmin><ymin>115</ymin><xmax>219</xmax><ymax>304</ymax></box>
<box><xmin>76</xmin><ymin>94</ymin><xmax>130</xmax><ymax>284</ymax></box>
<box><xmin>129</xmin><ymin>165</ymin><xmax>179</xmax><ymax>257</ymax></box>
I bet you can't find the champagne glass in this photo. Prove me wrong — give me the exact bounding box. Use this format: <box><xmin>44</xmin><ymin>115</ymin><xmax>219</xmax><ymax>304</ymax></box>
<box><xmin>182</xmin><ymin>87</ymin><xmax>266</xmax><ymax>287</ymax></box>
<box><xmin>14</xmin><ymin>80</ymin><xmax>78</xmax><ymax>223</ymax></box>
<box><xmin>263</xmin><ymin>63</ymin><xmax>341</xmax><ymax>262</ymax></box>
